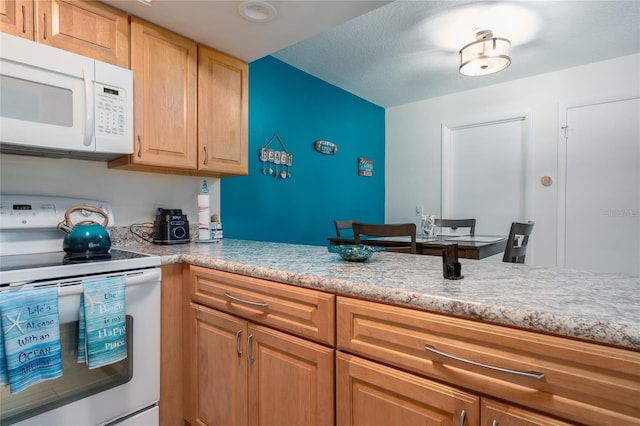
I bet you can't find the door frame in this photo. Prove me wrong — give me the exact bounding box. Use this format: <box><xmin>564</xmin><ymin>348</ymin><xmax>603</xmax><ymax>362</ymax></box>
<box><xmin>557</xmin><ymin>95</ymin><xmax>640</xmax><ymax>268</ymax></box>
<box><xmin>441</xmin><ymin>113</ymin><xmax>534</xmax><ymax>260</ymax></box>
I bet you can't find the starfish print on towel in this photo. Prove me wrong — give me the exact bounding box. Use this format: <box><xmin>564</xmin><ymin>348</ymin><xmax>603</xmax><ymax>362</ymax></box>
<box><xmin>85</xmin><ymin>292</ymin><xmax>104</xmax><ymax>314</ymax></box>
<box><xmin>6</xmin><ymin>310</ymin><xmax>26</xmax><ymax>334</ymax></box>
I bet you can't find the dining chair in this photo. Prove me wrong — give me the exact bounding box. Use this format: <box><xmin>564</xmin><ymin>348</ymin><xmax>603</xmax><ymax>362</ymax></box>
<box><xmin>334</xmin><ymin>219</ymin><xmax>360</xmax><ymax>237</ymax></box>
<box><xmin>503</xmin><ymin>221</ymin><xmax>535</xmax><ymax>263</ymax></box>
<box><xmin>352</xmin><ymin>222</ymin><xmax>417</xmax><ymax>254</ymax></box>
<box><xmin>434</xmin><ymin>218</ymin><xmax>476</xmax><ymax>236</ymax></box>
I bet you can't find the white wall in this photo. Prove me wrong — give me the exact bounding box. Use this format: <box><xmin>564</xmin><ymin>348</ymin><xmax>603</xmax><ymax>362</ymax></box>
<box><xmin>385</xmin><ymin>54</ymin><xmax>640</xmax><ymax>267</ymax></box>
<box><xmin>0</xmin><ymin>154</ymin><xmax>221</xmax><ymax>226</ymax></box>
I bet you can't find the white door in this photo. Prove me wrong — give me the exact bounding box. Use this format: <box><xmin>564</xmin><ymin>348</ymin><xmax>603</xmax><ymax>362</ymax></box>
<box><xmin>442</xmin><ymin>116</ymin><xmax>530</xmax><ymax>240</ymax></box>
<box><xmin>560</xmin><ymin>97</ymin><xmax>640</xmax><ymax>275</ymax></box>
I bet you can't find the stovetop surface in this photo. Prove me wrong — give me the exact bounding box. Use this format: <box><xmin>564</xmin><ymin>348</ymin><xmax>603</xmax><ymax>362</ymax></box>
<box><xmin>0</xmin><ymin>248</ymin><xmax>160</xmax><ymax>285</ymax></box>
<box><xmin>0</xmin><ymin>248</ymin><xmax>148</xmax><ymax>271</ymax></box>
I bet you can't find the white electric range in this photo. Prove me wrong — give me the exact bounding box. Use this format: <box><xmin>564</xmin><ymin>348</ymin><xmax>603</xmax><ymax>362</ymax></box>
<box><xmin>0</xmin><ymin>195</ymin><xmax>161</xmax><ymax>426</ymax></box>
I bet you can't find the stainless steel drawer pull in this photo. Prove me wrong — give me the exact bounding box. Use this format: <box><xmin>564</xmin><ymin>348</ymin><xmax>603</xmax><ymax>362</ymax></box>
<box><xmin>492</xmin><ymin>420</ymin><xmax>498</xmax><ymax>426</ymax></box>
<box><xmin>424</xmin><ymin>344</ymin><xmax>545</xmax><ymax>380</ymax></box>
<box><xmin>223</xmin><ymin>291</ymin><xmax>269</xmax><ymax>308</ymax></box>
<box><xmin>235</xmin><ymin>330</ymin><xmax>242</xmax><ymax>358</ymax></box>
<box><xmin>459</xmin><ymin>409</ymin><xmax>466</xmax><ymax>426</ymax></box>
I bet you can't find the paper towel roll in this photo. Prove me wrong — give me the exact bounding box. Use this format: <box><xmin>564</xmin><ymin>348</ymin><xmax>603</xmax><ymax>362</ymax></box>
<box><xmin>198</xmin><ymin>194</ymin><xmax>210</xmax><ymax>240</ymax></box>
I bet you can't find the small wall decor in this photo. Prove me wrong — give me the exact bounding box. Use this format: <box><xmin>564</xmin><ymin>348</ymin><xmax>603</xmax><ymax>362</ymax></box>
<box><xmin>260</xmin><ymin>133</ymin><xmax>293</xmax><ymax>179</ymax></box>
<box><xmin>358</xmin><ymin>157</ymin><xmax>374</xmax><ymax>177</ymax></box>
<box><xmin>314</xmin><ymin>140</ymin><xmax>338</xmax><ymax>155</ymax></box>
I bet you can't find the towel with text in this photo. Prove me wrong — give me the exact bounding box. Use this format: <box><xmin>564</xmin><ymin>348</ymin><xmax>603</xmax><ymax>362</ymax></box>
<box><xmin>78</xmin><ymin>276</ymin><xmax>127</xmax><ymax>369</ymax></box>
<box><xmin>0</xmin><ymin>287</ymin><xmax>62</xmax><ymax>393</ymax></box>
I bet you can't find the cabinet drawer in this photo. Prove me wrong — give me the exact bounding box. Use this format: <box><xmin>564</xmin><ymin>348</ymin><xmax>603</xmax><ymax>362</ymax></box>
<box><xmin>481</xmin><ymin>398</ymin><xmax>575</xmax><ymax>426</ymax></box>
<box><xmin>189</xmin><ymin>265</ymin><xmax>335</xmax><ymax>346</ymax></box>
<box><xmin>337</xmin><ymin>296</ymin><xmax>640</xmax><ymax>425</ymax></box>
<box><xmin>337</xmin><ymin>352</ymin><xmax>479</xmax><ymax>426</ymax></box>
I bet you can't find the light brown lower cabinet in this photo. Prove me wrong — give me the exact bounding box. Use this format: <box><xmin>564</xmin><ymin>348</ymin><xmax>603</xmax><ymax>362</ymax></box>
<box><xmin>337</xmin><ymin>296</ymin><xmax>640</xmax><ymax>425</ymax></box>
<box><xmin>337</xmin><ymin>351</ymin><xmax>480</xmax><ymax>425</ymax></box>
<box><xmin>189</xmin><ymin>302</ymin><xmax>334</xmax><ymax>426</ymax></box>
<box><xmin>169</xmin><ymin>266</ymin><xmax>639</xmax><ymax>426</ymax></box>
<box><xmin>336</xmin><ymin>352</ymin><xmax>574</xmax><ymax>426</ymax></box>
<box><xmin>184</xmin><ymin>265</ymin><xmax>336</xmax><ymax>426</ymax></box>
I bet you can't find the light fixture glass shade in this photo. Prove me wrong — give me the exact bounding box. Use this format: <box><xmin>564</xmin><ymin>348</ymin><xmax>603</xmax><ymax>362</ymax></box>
<box><xmin>459</xmin><ymin>31</ymin><xmax>511</xmax><ymax>76</ymax></box>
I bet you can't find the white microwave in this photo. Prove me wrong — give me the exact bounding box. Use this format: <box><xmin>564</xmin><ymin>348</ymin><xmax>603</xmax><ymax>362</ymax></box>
<box><xmin>0</xmin><ymin>33</ymin><xmax>133</xmax><ymax>160</ymax></box>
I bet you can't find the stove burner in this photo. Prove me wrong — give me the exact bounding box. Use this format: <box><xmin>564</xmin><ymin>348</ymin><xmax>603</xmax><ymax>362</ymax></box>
<box><xmin>63</xmin><ymin>252</ymin><xmax>112</xmax><ymax>264</ymax></box>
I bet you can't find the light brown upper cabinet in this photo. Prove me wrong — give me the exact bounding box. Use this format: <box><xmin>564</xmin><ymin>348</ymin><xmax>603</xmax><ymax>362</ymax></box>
<box><xmin>0</xmin><ymin>0</ymin><xmax>129</xmax><ymax>68</ymax></box>
<box><xmin>110</xmin><ymin>17</ymin><xmax>198</xmax><ymax>171</ymax></box>
<box><xmin>198</xmin><ymin>45</ymin><xmax>248</xmax><ymax>176</ymax></box>
<box><xmin>109</xmin><ymin>19</ymin><xmax>248</xmax><ymax>177</ymax></box>
<box><xmin>0</xmin><ymin>0</ymin><xmax>34</xmax><ymax>38</ymax></box>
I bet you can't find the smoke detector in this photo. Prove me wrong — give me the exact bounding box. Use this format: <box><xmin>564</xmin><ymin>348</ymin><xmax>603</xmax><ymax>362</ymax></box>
<box><xmin>238</xmin><ymin>0</ymin><xmax>277</xmax><ymax>23</ymax></box>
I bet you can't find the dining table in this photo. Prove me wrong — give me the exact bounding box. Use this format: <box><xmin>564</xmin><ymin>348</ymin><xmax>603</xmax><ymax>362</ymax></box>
<box><xmin>327</xmin><ymin>234</ymin><xmax>507</xmax><ymax>260</ymax></box>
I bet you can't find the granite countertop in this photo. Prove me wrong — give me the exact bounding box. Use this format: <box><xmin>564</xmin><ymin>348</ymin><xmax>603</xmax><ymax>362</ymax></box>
<box><xmin>115</xmin><ymin>237</ymin><xmax>640</xmax><ymax>350</ymax></box>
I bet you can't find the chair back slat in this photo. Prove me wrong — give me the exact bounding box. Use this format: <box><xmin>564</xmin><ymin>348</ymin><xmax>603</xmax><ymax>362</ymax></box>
<box><xmin>434</xmin><ymin>218</ymin><xmax>476</xmax><ymax>235</ymax></box>
<box><xmin>352</xmin><ymin>223</ymin><xmax>417</xmax><ymax>254</ymax></box>
<box><xmin>334</xmin><ymin>219</ymin><xmax>360</xmax><ymax>237</ymax></box>
<box><xmin>503</xmin><ymin>221</ymin><xmax>535</xmax><ymax>263</ymax></box>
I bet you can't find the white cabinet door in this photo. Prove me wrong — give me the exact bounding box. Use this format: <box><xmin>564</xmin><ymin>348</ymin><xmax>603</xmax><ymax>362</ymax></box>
<box><xmin>562</xmin><ymin>97</ymin><xmax>640</xmax><ymax>275</ymax></box>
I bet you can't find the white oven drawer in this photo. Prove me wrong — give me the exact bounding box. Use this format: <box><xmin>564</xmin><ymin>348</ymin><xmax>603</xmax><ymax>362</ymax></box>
<box><xmin>105</xmin><ymin>404</ymin><xmax>159</xmax><ymax>426</ymax></box>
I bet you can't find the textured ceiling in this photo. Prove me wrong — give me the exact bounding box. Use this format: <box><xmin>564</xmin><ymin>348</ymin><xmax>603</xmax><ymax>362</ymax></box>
<box><xmin>99</xmin><ymin>0</ymin><xmax>390</xmax><ymax>61</ymax></box>
<box><xmin>273</xmin><ymin>0</ymin><xmax>640</xmax><ymax>106</ymax></box>
<box><xmin>101</xmin><ymin>0</ymin><xmax>640</xmax><ymax>107</ymax></box>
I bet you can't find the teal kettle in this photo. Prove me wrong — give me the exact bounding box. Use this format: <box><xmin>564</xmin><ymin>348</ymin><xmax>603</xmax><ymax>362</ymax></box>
<box><xmin>57</xmin><ymin>205</ymin><xmax>111</xmax><ymax>254</ymax></box>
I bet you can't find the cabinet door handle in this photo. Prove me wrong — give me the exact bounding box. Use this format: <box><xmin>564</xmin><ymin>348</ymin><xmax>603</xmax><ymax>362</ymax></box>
<box><xmin>223</xmin><ymin>291</ymin><xmax>268</xmax><ymax>308</ymax></box>
<box><xmin>247</xmin><ymin>334</ymin><xmax>254</xmax><ymax>364</ymax></box>
<box><xmin>492</xmin><ymin>420</ymin><xmax>498</xmax><ymax>426</ymax></box>
<box><xmin>21</xmin><ymin>6</ymin><xmax>26</xmax><ymax>33</ymax></box>
<box><xmin>459</xmin><ymin>410</ymin><xmax>466</xmax><ymax>426</ymax></box>
<box><xmin>43</xmin><ymin>13</ymin><xmax>47</xmax><ymax>39</ymax></box>
<box><xmin>424</xmin><ymin>344</ymin><xmax>545</xmax><ymax>380</ymax></box>
<box><xmin>203</xmin><ymin>146</ymin><xmax>208</xmax><ymax>166</ymax></box>
<box><xmin>137</xmin><ymin>136</ymin><xmax>142</xmax><ymax>158</ymax></box>
<box><xmin>235</xmin><ymin>330</ymin><xmax>242</xmax><ymax>358</ymax></box>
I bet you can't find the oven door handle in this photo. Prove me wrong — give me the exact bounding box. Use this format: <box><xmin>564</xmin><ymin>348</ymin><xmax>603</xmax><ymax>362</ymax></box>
<box><xmin>54</xmin><ymin>268</ymin><xmax>161</xmax><ymax>296</ymax></box>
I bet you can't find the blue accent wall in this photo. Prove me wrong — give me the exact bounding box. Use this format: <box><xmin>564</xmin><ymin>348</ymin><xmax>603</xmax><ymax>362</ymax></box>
<box><xmin>221</xmin><ymin>56</ymin><xmax>385</xmax><ymax>246</ymax></box>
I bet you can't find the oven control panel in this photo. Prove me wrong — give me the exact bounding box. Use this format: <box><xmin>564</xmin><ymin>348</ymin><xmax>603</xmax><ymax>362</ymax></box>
<box><xmin>0</xmin><ymin>195</ymin><xmax>114</xmax><ymax>229</ymax></box>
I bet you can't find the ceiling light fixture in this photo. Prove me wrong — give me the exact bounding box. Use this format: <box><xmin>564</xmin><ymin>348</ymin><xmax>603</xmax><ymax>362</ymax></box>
<box><xmin>459</xmin><ymin>29</ymin><xmax>511</xmax><ymax>77</ymax></box>
<box><xmin>238</xmin><ymin>0</ymin><xmax>277</xmax><ymax>23</ymax></box>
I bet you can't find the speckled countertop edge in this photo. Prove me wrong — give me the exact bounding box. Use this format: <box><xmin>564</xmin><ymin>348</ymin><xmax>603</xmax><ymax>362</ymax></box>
<box><xmin>111</xmin><ymin>232</ymin><xmax>640</xmax><ymax>350</ymax></box>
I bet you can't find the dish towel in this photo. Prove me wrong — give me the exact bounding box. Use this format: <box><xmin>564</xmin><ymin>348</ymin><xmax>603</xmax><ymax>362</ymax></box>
<box><xmin>78</xmin><ymin>276</ymin><xmax>127</xmax><ymax>369</ymax></box>
<box><xmin>0</xmin><ymin>287</ymin><xmax>63</xmax><ymax>393</ymax></box>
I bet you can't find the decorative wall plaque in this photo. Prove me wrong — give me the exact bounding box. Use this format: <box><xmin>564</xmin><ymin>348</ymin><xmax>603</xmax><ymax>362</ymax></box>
<box><xmin>358</xmin><ymin>157</ymin><xmax>373</xmax><ymax>177</ymax></box>
<box><xmin>260</xmin><ymin>134</ymin><xmax>293</xmax><ymax>179</ymax></box>
<box><xmin>314</xmin><ymin>140</ymin><xmax>338</xmax><ymax>155</ymax></box>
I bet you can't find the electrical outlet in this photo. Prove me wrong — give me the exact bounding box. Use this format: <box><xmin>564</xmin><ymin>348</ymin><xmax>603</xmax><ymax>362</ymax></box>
<box><xmin>415</xmin><ymin>205</ymin><xmax>423</xmax><ymax>216</ymax></box>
